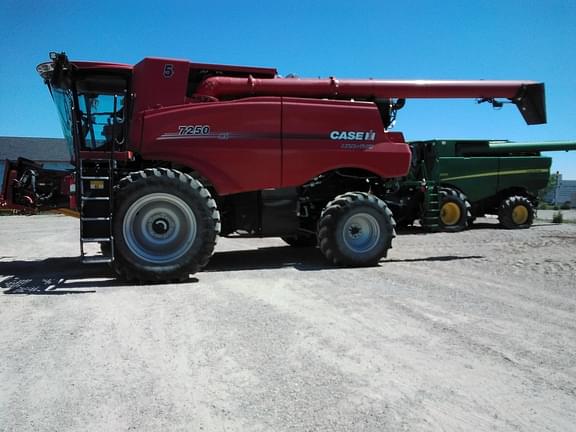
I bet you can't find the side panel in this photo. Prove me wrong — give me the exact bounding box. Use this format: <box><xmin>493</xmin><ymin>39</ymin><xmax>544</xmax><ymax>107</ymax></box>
<box><xmin>281</xmin><ymin>99</ymin><xmax>411</xmax><ymax>187</ymax></box>
<box><xmin>139</xmin><ymin>98</ymin><xmax>282</xmax><ymax>195</ymax></box>
<box><xmin>439</xmin><ymin>157</ymin><xmax>499</xmax><ymax>202</ymax></box>
<box><xmin>497</xmin><ymin>156</ymin><xmax>551</xmax><ymax>195</ymax></box>
<box><xmin>132</xmin><ymin>58</ymin><xmax>190</xmax><ymax>114</ymax></box>
<box><xmin>130</xmin><ymin>58</ymin><xmax>191</xmax><ymax>153</ymax></box>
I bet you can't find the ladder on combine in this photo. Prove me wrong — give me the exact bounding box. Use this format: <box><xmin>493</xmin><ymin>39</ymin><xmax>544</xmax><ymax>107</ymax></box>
<box><xmin>419</xmin><ymin>146</ymin><xmax>441</xmax><ymax>231</ymax></box>
<box><xmin>76</xmin><ymin>93</ymin><xmax>128</xmax><ymax>264</ymax></box>
<box><xmin>421</xmin><ymin>184</ymin><xmax>440</xmax><ymax>231</ymax></box>
<box><xmin>79</xmin><ymin>158</ymin><xmax>114</xmax><ymax>263</ymax></box>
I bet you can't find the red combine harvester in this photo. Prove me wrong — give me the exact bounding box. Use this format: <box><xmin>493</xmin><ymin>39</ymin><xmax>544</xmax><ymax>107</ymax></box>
<box><xmin>0</xmin><ymin>52</ymin><xmax>546</xmax><ymax>281</ymax></box>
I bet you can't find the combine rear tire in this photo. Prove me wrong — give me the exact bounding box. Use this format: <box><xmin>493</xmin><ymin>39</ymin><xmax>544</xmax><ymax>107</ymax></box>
<box><xmin>113</xmin><ymin>168</ymin><xmax>220</xmax><ymax>282</ymax></box>
<box><xmin>439</xmin><ymin>188</ymin><xmax>471</xmax><ymax>232</ymax></box>
<box><xmin>281</xmin><ymin>234</ymin><xmax>317</xmax><ymax>247</ymax></box>
<box><xmin>317</xmin><ymin>192</ymin><xmax>396</xmax><ymax>266</ymax></box>
<box><xmin>498</xmin><ymin>195</ymin><xmax>534</xmax><ymax>229</ymax></box>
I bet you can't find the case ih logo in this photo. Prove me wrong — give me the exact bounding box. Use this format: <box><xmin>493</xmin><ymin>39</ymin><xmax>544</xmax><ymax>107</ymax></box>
<box><xmin>330</xmin><ymin>130</ymin><xmax>376</xmax><ymax>141</ymax></box>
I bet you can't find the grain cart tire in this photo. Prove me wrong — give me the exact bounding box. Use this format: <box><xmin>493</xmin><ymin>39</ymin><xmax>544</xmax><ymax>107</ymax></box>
<box><xmin>317</xmin><ymin>192</ymin><xmax>396</xmax><ymax>266</ymax></box>
<box><xmin>498</xmin><ymin>195</ymin><xmax>534</xmax><ymax>229</ymax></box>
<box><xmin>281</xmin><ymin>234</ymin><xmax>317</xmax><ymax>247</ymax></box>
<box><xmin>439</xmin><ymin>188</ymin><xmax>472</xmax><ymax>232</ymax></box>
<box><xmin>112</xmin><ymin>168</ymin><xmax>220</xmax><ymax>282</ymax></box>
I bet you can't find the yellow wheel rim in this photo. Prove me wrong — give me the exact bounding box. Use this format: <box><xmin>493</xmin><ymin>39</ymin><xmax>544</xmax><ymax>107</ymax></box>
<box><xmin>512</xmin><ymin>205</ymin><xmax>529</xmax><ymax>225</ymax></box>
<box><xmin>440</xmin><ymin>202</ymin><xmax>461</xmax><ymax>226</ymax></box>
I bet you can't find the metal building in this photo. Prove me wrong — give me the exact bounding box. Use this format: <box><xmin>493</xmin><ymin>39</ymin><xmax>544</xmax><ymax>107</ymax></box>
<box><xmin>548</xmin><ymin>174</ymin><xmax>576</xmax><ymax>207</ymax></box>
<box><xmin>0</xmin><ymin>136</ymin><xmax>72</xmax><ymax>170</ymax></box>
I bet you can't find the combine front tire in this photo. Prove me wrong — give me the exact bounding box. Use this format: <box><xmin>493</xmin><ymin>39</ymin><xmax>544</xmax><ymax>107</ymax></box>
<box><xmin>498</xmin><ymin>195</ymin><xmax>534</xmax><ymax>229</ymax></box>
<box><xmin>439</xmin><ymin>188</ymin><xmax>471</xmax><ymax>232</ymax></box>
<box><xmin>317</xmin><ymin>192</ymin><xmax>396</xmax><ymax>266</ymax></box>
<box><xmin>113</xmin><ymin>168</ymin><xmax>220</xmax><ymax>282</ymax></box>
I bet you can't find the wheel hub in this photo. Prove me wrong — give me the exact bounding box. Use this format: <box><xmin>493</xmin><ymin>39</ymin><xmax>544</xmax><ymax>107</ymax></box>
<box><xmin>512</xmin><ymin>205</ymin><xmax>529</xmax><ymax>225</ymax></box>
<box><xmin>123</xmin><ymin>193</ymin><xmax>197</xmax><ymax>264</ymax></box>
<box><xmin>349</xmin><ymin>225</ymin><xmax>362</xmax><ymax>238</ymax></box>
<box><xmin>342</xmin><ymin>213</ymin><xmax>380</xmax><ymax>253</ymax></box>
<box><xmin>152</xmin><ymin>217</ymin><xmax>170</xmax><ymax>235</ymax></box>
<box><xmin>441</xmin><ymin>202</ymin><xmax>461</xmax><ymax>226</ymax></box>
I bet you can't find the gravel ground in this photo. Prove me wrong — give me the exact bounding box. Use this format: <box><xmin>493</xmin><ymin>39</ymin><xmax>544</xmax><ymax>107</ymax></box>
<box><xmin>1</xmin><ymin>215</ymin><xmax>575</xmax><ymax>432</ymax></box>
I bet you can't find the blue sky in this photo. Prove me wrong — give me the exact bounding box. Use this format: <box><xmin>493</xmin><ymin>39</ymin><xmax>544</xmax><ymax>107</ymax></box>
<box><xmin>1</xmin><ymin>0</ymin><xmax>575</xmax><ymax>178</ymax></box>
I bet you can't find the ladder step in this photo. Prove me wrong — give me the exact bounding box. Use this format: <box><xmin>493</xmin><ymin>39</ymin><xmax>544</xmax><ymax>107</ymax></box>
<box><xmin>81</xmin><ymin>237</ymin><xmax>112</xmax><ymax>242</ymax></box>
<box><xmin>81</xmin><ymin>176</ymin><xmax>110</xmax><ymax>180</ymax></box>
<box><xmin>81</xmin><ymin>217</ymin><xmax>111</xmax><ymax>221</ymax></box>
<box><xmin>83</xmin><ymin>256</ymin><xmax>113</xmax><ymax>264</ymax></box>
<box><xmin>81</xmin><ymin>196</ymin><xmax>110</xmax><ymax>201</ymax></box>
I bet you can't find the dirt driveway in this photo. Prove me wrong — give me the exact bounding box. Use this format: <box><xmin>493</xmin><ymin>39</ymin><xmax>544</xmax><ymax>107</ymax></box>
<box><xmin>1</xmin><ymin>215</ymin><xmax>575</xmax><ymax>431</ymax></box>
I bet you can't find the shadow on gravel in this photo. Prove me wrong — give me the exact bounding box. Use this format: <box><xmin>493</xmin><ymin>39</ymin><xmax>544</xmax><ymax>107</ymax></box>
<box><xmin>395</xmin><ymin>226</ymin><xmax>491</xmax><ymax>235</ymax></box>
<box><xmin>206</xmin><ymin>246</ymin><xmax>483</xmax><ymax>272</ymax></box>
<box><xmin>0</xmin><ymin>257</ymin><xmax>118</xmax><ymax>295</ymax></box>
<box><xmin>397</xmin><ymin>221</ymin><xmax>558</xmax><ymax>234</ymax></box>
<box><xmin>397</xmin><ymin>223</ymin><xmax>503</xmax><ymax>233</ymax></box>
<box><xmin>468</xmin><ymin>222</ymin><xmax>560</xmax><ymax>229</ymax></box>
<box><xmin>386</xmin><ymin>255</ymin><xmax>483</xmax><ymax>263</ymax></box>
<box><xmin>467</xmin><ymin>223</ymin><xmax>502</xmax><ymax>230</ymax></box>
<box><xmin>206</xmin><ymin>246</ymin><xmax>333</xmax><ymax>272</ymax></box>
<box><xmin>0</xmin><ymin>257</ymin><xmax>196</xmax><ymax>295</ymax></box>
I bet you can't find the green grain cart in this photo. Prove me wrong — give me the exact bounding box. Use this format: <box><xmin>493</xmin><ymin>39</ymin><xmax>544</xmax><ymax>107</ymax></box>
<box><xmin>386</xmin><ymin>140</ymin><xmax>576</xmax><ymax>231</ymax></box>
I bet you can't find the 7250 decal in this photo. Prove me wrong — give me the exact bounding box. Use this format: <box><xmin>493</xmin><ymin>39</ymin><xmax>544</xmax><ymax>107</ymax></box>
<box><xmin>178</xmin><ymin>125</ymin><xmax>210</xmax><ymax>135</ymax></box>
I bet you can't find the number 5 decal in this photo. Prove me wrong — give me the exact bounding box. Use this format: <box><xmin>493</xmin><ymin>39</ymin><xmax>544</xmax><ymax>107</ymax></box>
<box><xmin>163</xmin><ymin>64</ymin><xmax>174</xmax><ymax>79</ymax></box>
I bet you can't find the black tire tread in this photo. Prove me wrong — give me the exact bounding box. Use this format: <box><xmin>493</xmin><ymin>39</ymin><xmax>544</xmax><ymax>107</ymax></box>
<box><xmin>112</xmin><ymin>168</ymin><xmax>220</xmax><ymax>282</ymax></box>
<box><xmin>498</xmin><ymin>195</ymin><xmax>534</xmax><ymax>229</ymax></box>
<box><xmin>439</xmin><ymin>187</ymin><xmax>472</xmax><ymax>232</ymax></box>
<box><xmin>317</xmin><ymin>192</ymin><xmax>396</xmax><ymax>266</ymax></box>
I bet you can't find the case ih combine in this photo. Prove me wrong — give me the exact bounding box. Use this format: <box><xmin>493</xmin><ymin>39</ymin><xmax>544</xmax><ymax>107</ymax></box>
<box><xmin>0</xmin><ymin>52</ymin><xmax>547</xmax><ymax>281</ymax></box>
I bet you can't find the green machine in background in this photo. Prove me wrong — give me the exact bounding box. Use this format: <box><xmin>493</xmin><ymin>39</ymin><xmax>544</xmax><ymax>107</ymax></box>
<box><xmin>385</xmin><ymin>140</ymin><xmax>576</xmax><ymax>231</ymax></box>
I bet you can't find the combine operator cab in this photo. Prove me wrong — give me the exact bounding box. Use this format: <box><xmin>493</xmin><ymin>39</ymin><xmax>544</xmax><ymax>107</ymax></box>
<box><xmin>40</xmin><ymin>52</ymin><xmax>130</xmax><ymax>154</ymax></box>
